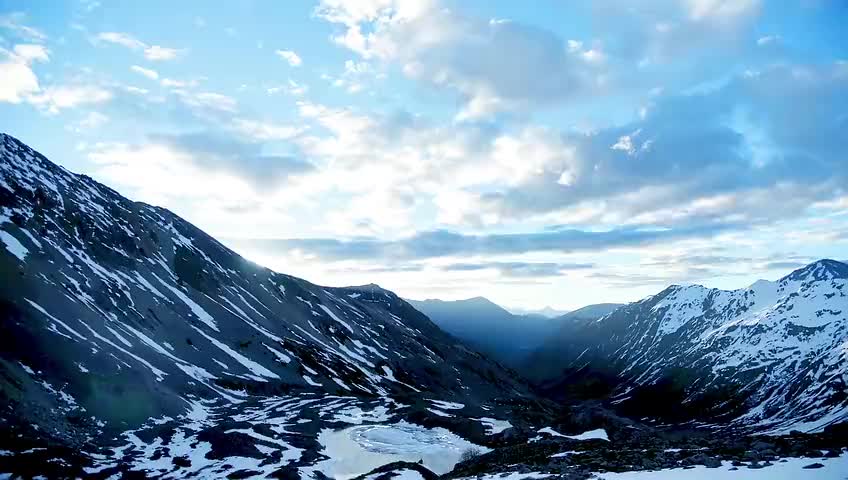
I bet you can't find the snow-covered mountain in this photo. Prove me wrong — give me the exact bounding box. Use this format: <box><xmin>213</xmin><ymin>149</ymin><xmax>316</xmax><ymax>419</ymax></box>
<box><xmin>528</xmin><ymin>260</ymin><xmax>848</xmax><ymax>433</ymax></box>
<box><xmin>0</xmin><ymin>133</ymin><xmax>542</xmax><ymax>476</ymax></box>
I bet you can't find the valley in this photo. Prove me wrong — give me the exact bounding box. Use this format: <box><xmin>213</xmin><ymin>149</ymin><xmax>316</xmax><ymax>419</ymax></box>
<box><xmin>1</xmin><ymin>132</ymin><xmax>847</xmax><ymax>478</ymax></box>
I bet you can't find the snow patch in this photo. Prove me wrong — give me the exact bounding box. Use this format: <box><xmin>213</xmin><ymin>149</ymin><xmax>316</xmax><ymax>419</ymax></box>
<box><xmin>428</xmin><ymin>399</ymin><xmax>464</xmax><ymax>410</ymax></box>
<box><xmin>0</xmin><ymin>229</ymin><xmax>28</xmax><ymax>261</ymax></box>
<box><xmin>475</xmin><ymin>417</ymin><xmax>513</xmax><ymax>435</ymax></box>
<box><xmin>567</xmin><ymin>428</ymin><xmax>609</xmax><ymax>441</ymax></box>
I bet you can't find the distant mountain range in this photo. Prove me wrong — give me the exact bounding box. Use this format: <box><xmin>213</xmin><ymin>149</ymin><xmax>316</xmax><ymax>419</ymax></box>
<box><xmin>407</xmin><ymin>297</ymin><xmax>621</xmax><ymax>367</ymax></box>
<box><xmin>506</xmin><ymin>305</ymin><xmax>570</xmax><ymax>318</ymax></box>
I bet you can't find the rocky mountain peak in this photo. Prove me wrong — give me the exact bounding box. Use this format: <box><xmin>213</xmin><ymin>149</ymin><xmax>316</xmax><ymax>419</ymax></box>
<box><xmin>780</xmin><ymin>259</ymin><xmax>848</xmax><ymax>283</ymax></box>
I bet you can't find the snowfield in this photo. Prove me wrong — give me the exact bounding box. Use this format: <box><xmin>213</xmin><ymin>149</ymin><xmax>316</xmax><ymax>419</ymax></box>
<box><xmin>594</xmin><ymin>451</ymin><xmax>848</xmax><ymax>479</ymax></box>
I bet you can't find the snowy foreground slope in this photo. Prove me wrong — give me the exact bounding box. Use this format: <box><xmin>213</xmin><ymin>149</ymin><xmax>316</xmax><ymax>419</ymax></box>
<box><xmin>529</xmin><ymin>259</ymin><xmax>848</xmax><ymax>433</ymax></box>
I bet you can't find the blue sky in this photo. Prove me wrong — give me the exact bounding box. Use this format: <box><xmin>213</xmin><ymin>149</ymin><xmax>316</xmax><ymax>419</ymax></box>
<box><xmin>2</xmin><ymin>0</ymin><xmax>847</xmax><ymax>310</ymax></box>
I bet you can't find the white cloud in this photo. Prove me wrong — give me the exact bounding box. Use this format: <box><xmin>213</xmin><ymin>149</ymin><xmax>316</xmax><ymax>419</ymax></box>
<box><xmin>284</xmin><ymin>101</ymin><xmax>588</xmax><ymax>234</ymax></box>
<box><xmin>161</xmin><ymin>78</ymin><xmax>199</xmax><ymax>89</ymax></box>
<box><xmin>130</xmin><ymin>65</ymin><xmax>159</xmax><ymax>80</ymax></box>
<box><xmin>67</xmin><ymin>111</ymin><xmax>109</xmax><ymax>133</ymax></box>
<box><xmin>123</xmin><ymin>85</ymin><xmax>149</xmax><ymax>96</ymax></box>
<box><xmin>267</xmin><ymin>79</ymin><xmax>308</xmax><ymax>96</ymax></box>
<box><xmin>685</xmin><ymin>0</ymin><xmax>761</xmax><ymax>22</ymax></box>
<box><xmin>316</xmin><ymin>0</ymin><xmax>766</xmax><ymax>119</ymax></box>
<box><xmin>610</xmin><ymin>129</ymin><xmax>645</xmax><ymax>155</ymax></box>
<box><xmin>28</xmin><ymin>85</ymin><xmax>113</xmax><ymax>114</ymax></box>
<box><xmin>315</xmin><ymin>0</ymin><xmax>609</xmax><ymax>119</ymax></box>
<box><xmin>325</xmin><ymin>60</ymin><xmax>382</xmax><ymax>94</ymax></box>
<box><xmin>194</xmin><ymin>92</ymin><xmax>237</xmax><ymax>112</ymax></box>
<box><xmin>757</xmin><ymin>35</ymin><xmax>781</xmax><ymax>46</ymax></box>
<box><xmin>144</xmin><ymin>45</ymin><xmax>181</xmax><ymax>61</ymax></box>
<box><xmin>81</xmin><ymin>139</ymin><xmax>308</xmax><ymax>241</ymax></box>
<box><xmin>466</xmin><ymin>62</ymin><xmax>848</xmax><ymax>230</ymax></box>
<box><xmin>79</xmin><ymin>0</ymin><xmax>101</xmax><ymax>13</ymax></box>
<box><xmin>96</xmin><ymin>31</ymin><xmax>146</xmax><ymax>50</ymax></box>
<box><xmin>0</xmin><ymin>44</ymin><xmax>47</xmax><ymax>103</ymax></box>
<box><xmin>12</xmin><ymin>44</ymin><xmax>49</xmax><ymax>63</ymax></box>
<box><xmin>86</xmin><ymin>142</ymin><xmax>256</xmax><ymax>204</ymax></box>
<box><xmin>581</xmin><ymin>48</ymin><xmax>606</xmax><ymax>64</ymax></box>
<box><xmin>0</xmin><ymin>13</ymin><xmax>47</xmax><ymax>42</ymax></box>
<box><xmin>95</xmin><ymin>31</ymin><xmax>183</xmax><ymax>61</ymax></box>
<box><xmin>257</xmin><ymin>59</ymin><xmax>848</xmax><ymax>242</ymax></box>
<box><xmin>231</xmin><ymin>118</ymin><xmax>305</xmax><ymax>141</ymax></box>
<box><xmin>275</xmin><ymin>49</ymin><xmax>303</xmax><ymax>66</ymax></box>
<box><xmin>175</xmin><ymin>91</ymin><xmax>238</xmax><ymax>113</ymax></box>
<box><xmin>79</xmin><ymin>111</ymin><xmax>109</xmax><ymax>128</ymax></box>
<box><xmin>0</xmin><ymin>60</ymin><xmax>41</xmax><ymax>103</ymax></box>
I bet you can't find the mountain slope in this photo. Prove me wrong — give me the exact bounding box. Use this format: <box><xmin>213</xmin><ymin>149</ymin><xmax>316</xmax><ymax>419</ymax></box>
<box><xmin>528</xmin><ymin>261</ymin><xmax>848</xmax><ymax>433</ymax></box>
<box><xmin>0</xmin><ymin>133</ymin><xmax>532</xmax><ymax>455</ymax></box>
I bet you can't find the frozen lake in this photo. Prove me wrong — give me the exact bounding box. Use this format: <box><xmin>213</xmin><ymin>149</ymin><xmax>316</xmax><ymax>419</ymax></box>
<box><xmin>309</xmin><ymin>421</ymin><xmax>490</xmax><ymax>479</ymax></box>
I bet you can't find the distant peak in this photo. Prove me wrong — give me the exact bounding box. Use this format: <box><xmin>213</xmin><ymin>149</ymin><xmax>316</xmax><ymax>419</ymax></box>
<box><xmin>467</xmin><ymin>296</ymin><xmax>495</xmax><ymax>304</ymax></box>
<box><xmin>417</xmin><ymin>296</ymin><xmax>497</xmax><ymax>305</ymax></box>
<box><xmin>408</xmin><ymin>296</ymin><xmax>510</xmax><ymax>312</ymax></box>
<box><xmin>781</xmin><ymin>259</ymin><xmax>848</xmax><ymax>283</ymax></box>
<box><xmin>347</xmin><ymin>283</ymin><xmax>383</xmax><ymax>290</ymax></box>
<box><xmin>748</xmin><ymin>278</ymin><xmax>773</xmax><ymax>290</ymax></box>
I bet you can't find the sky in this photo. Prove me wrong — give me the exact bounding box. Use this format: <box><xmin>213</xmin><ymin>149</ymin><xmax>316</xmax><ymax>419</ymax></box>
<box><xmin>1</xmin><ymin>0</ymin><xmax>847</xmax><ymax>311</ymax></box>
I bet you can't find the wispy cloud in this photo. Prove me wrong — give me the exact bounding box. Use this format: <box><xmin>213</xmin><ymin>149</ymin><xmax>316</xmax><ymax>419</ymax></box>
<box><xmin>0</xmin><ymin>44</ymin><xmax>48</xmax><ymax>103</ymax></box>
<box><xmin>275</xmin><ymin>49</ymin><xmax>302</xmax><ymax>66</ymax></box>
<box><xmin>230</xmin><ymin>118</ymin><xmax>305</xmax><ymax>141</ymax></box>
<box><xmin>236</xmin><ymin>224</ymin><xmax>736</xmax><ymax>262</ymax></box>
<box><xmin>267</xmin><ymin>79</ymin><xmax>308</xmax><ymax>96</ymax></box>
<box><xmin>95</xmin><ymin>31</ymin><xmax>184</xmax><ymax>61</ymax></box>
<box><xmin>443</xmin><ymin>261</ymin><xmax>595</xmax><ymax>278</ymax></box>
<box><xmin>27</xmin><ymin>84</ymin><xmax>113</xmax><ymax>114</ymax></box>
<box><xmin>130</xmin><ymin>65</ymin><xmax>159</xmax><ymax>80</ymax></box>
<box><xmin>0</xmin><ymin>12</ymin><xmax>47</xmax><ymax>42</ymax></box>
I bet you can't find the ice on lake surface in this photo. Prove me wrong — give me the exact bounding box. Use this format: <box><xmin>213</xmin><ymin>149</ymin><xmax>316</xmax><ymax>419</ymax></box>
<box><xmin>310</xmin><ymin>421</ymin><xmax>490</xmax><ymax>479</ymax></box>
